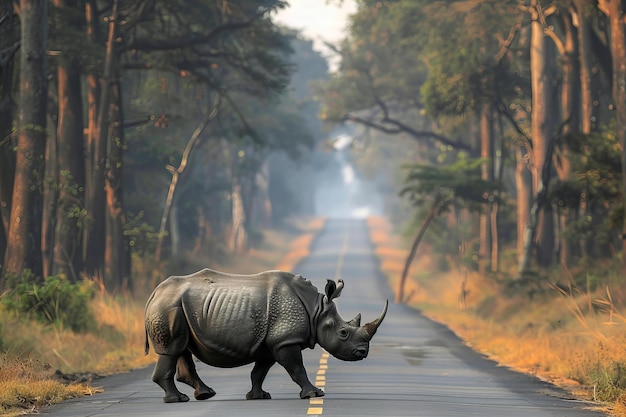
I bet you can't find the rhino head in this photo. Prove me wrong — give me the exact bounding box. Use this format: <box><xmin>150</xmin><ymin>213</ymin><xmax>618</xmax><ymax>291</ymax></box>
<box><xmin>315</xmin><ymin>279</ymin><xmax>388</xmax><ymax>361</ymax></box>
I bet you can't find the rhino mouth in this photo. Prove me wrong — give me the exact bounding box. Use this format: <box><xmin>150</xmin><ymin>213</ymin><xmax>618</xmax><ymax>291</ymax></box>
<box><xmin>349</xmin><ymin>346</ymin><xmax>369</xmax><ymax>361</ymax></box>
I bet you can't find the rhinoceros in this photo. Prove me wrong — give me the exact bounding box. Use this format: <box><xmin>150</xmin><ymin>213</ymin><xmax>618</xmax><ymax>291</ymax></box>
<box><xmin>144</xmin><ymin>268</ymin><xmax>387</xmax><ymax>403</ymax></box>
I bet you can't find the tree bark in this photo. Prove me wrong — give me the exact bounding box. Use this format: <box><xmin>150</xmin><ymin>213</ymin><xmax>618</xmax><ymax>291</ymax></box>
<box><xmin>154</xmin><ymin>95</ymin><xmax>220</xmax><ymax>262</ymax></box>
<box><xmin>478</xmin><ymin>103</ymin><xmax>494</xmax><ymax>273</ymax></box>
<box><xmin>42</xmin><ymin>115</ymin><xmax>57</xmax><ymax>279</ymax></box>
<box><xmin>229</xmin><ymin>177</ymin><xmax>247</xmax><ymax>254</ymax></box>
<box><xmin>83</xmin><ymin>0</ymin><xmax>118</xmax><ymax>279</ymax></box>
<box><xmin>52</xmin><ymin>0</ymin><xmax>86</xmax><ymax>281</ymax></box>
<box><xmin>104</xmin><ymin>78</ymin><xmax>130</xmax><ymax>291</ymax></box>
<box><xmin>522</xmin><ymin>0</ymin><xmax>557</xmax><ymax>272</ymax></box>
<box><xmin>4</xmin><ymin>0</ymin><xmax>48</xmax><ymax>281</ymax></box>
<box><xmin>553</xmin><ymin>8</ymin><xmax>579</xmax><ymax>269</ymax></box>
<box><xmin>572</xmin><ymin>0</ymin><xmax>594</xmax><ymax>134</ymax></box>
<box><xmin>0</xmin><ymin>3</ymin><xmax>17</xmax><ymax>278</ymax></box>
<box><xmin>515</xmin><ymin>145</ymin><xmax>532</xmax><ymax>269</ymax></box>
<box><xmin>398</xmin><ymin>196</ymin><xmax>442</xmax><ymax>304</ymax></box>
<box><xmin>597</xmin><ymin>0</ymin><xmax>626</xmax><ymax>269</ymax></box>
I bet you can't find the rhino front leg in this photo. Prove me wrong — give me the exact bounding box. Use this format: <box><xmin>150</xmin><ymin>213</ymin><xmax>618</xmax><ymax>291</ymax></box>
<box><xmin>152</xmin><ymin>354</ymin><xmax>190</xmax><ymax>403</ymax></box>
<box><xmin>246</xmin><ymin>358</ymin><xmax>276</xmax><ymax>400</ymax></box>
<box><xmin>176</xmin><ymin>350</ymin><xmax>216</xmax><ymax>400</ymax></box>
<box><xmin>275</xmin><ymin>345</ymin><xmax>324</xmax><ymax>399</ymax></box>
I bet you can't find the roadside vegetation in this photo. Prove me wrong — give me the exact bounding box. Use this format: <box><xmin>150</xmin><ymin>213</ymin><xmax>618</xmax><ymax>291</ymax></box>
<box><xmin>1</xmin><ymin>2</ymin><xmax>331</xmax><ymax>416</ymax></box>
<box><xmin>321</xmin><ymin>2</ymin><xmax>626</xmax><ymax>414</ymax></box>
<box><xmin>369</xmin><ymin>216</ymin><xmax>626</xmax><ymax>416</ymax></box>
<box><xmin>0</xmin><ymin>218</ymin><xmax>323</xmax><ymax>417</ymax></box>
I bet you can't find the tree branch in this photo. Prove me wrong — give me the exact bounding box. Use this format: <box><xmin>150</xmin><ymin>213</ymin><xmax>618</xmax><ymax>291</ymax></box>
<box><xmin>122</xmin><ymin>15</ymin><xmax>262</xmax><ymax>52</ymax></box>
<box><xmin>495</xmin><ymin>15</ymin><xmax>523</xmax><ymax>62</ymax></box>
<box><xmin>345</xmin><ymin>113</ymin><xmax>472</xmax><ymax>152</ymax></box>
<box><xmin>496</xmin><ymin>100</ymin><xmax>532</xmax><ymax>147</ymax></box>
<box><xmin>155</xmin><ymin>93</ymin><xmax>221</xmax><ymax>262</ymax></box>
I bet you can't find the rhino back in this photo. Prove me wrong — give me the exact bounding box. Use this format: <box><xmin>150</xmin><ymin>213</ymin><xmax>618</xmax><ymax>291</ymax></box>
<box><xmin>181</xmin><ymin>276</ymin><xmax>270</xmax><ymax>360</ymax></box>
<box><xmin>146</xmin><ymin>269</ymin><xmax>322</xmax><ymax>363</ymax></box>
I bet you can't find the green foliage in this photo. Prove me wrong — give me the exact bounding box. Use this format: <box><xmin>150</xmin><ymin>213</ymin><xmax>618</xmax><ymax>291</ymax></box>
<box><xmin>123</xmin><ymin>211</ymin><xmax>160</xmax><ymax>257</ymax></box>
<box><xmin>420</xmin><ymin>0</ymin><xmax>524</xmax><ymax>118</ymax></box>
<box><xmin>1</xmin><ymin>275</ymin><xmax>96</xmax><ymax>332</ymax></box>
<box><xmin>316</xmin><ymin>0</ymin><xmax>428</xmax><ymax>121</ymax></box>
<box><xmin>550</xmin><ymin>128</ymin><xmax>623</xmax><ymax>258</ymax></box>
<box><xmin>400</xmin><ymin>156</ymin><xmax>503</xmax><ymax>210</ymax></box>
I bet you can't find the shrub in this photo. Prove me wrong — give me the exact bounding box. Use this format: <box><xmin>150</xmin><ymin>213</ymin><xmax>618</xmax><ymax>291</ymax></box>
<box><xmin>1</xmin><ymin>275</ymin><xmax>96</xmax><ymax>332</ymax></box>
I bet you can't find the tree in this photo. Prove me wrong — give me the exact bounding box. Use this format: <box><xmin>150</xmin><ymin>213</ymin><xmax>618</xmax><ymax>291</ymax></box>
<box><xmin>154</xmin><ymin>94</ymin><xmax>220</xmax><ymax>262</ymax></box>
<box><xmin>597</xmin><ymin>0</ymin><xmax>626</xmax><ymax>269</ymax></box>
<box><xmin>0</xmin><ymin>4</ymin><xmax>19</xmax><ymax>278</ymax></box>
<box><xmin>518</xmin><ymin>0</ymin><xmax>559</xmax><ymax>274</ymax></box>
<box><xmin>3</xmin><ymin>0</ymin><xmax>48</xmax><ymax>282</ymax></box>
<box><xmin>50</xmin><ymin>0</ymin><xmax>85</xmax><ymax>282</ymax></box>
<box><xmin>398</xmin><ymin>158</ymin><xmax>502</xmax><ymax>303</ymax></box>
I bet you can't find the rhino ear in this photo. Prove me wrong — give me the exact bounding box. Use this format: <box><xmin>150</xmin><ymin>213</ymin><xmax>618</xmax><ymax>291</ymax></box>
<box><xmin>324</xmin><ymin>279</ymin><xmax>344</xmax><ymax>301</ymax></box>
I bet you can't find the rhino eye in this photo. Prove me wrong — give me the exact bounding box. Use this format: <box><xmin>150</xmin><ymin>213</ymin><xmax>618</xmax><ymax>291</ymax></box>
<box><xmin>338</xmin><ymin>328</ymin><xmax>350</xmax><ymax>340</ymax></box>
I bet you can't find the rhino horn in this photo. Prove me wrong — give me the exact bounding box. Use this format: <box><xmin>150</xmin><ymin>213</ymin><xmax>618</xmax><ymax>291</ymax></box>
<box><xmin>347</xmin><ymin>313</ymin><xmax>361</xmax><ymax>327</ymax></box>
<box><xmin>362</xmin><ymin>300</ymin><xmax>388</xmax><ymax>340</ymax></box>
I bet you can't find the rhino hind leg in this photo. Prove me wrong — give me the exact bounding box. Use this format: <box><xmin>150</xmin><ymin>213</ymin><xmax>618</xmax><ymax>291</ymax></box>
<box><xmin>152</xmin><ymin>354</ymin><xmax>190</xmax><ymax>403</ymax></box>
<box><xmin>274</xmin><ymin>345</ymin><xmax>324</xmax><ymax>399</ymax></box>
<box><xmin>246</xmin><ymin>358</ymin><xmax>276</xmax><ymax>400</ymax></box>
<box><xmin>176</xmin><ymin>350</ymin><xmax>216</xmax><ymax>400</ymax></box>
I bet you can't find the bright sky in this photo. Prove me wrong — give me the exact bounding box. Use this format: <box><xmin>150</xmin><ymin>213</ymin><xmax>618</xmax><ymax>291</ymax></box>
<box><xmin>273</xmin><ymin>0</ymin><xmax>357</xmax><ymax>70</ymax></box>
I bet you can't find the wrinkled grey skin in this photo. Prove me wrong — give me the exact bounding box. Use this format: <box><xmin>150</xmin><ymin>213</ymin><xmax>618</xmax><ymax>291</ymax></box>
<box><xmin>144</xmin><ymin>268</ymin><xmax>388</xmax><ymax>403</ymax></box>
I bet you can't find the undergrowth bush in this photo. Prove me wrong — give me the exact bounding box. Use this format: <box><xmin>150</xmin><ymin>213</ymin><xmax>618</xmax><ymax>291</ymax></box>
<box><xmin>1</xmin><ymin>275</ymin><xmax>96</xmax><ymax>332</ymax></box>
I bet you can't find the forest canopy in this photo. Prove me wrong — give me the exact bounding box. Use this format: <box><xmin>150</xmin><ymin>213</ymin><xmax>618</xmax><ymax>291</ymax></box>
<box><xmin>0</xmin><ymin>0</ymin><xmax>330</xmax><ymax>292</ymax></box>
<box><xmin>314</xmin><ymin>0</ymin><xmax>626</xmax><ymax>283</ymax></box>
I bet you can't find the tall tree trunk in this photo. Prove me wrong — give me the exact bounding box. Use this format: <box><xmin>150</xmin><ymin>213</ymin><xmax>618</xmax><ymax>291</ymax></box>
<box><xmin>521</xmin><ymin>0</ymin><xmax>557</xmax><ymax>273</ymax></box>
<box><xmin>256</xmin><ymin>159</ymin><xmax>272</xmax><ymax>228</ymax></box>
<box><xmin>597</xmin><ymin>0</ymin><xmax>626</xmax><ymax>269</ymax></box>
<box><xmin>52</xmin><ymin>0</ymin><xmax>85</xmax><ymax>281</ymax></box>
<box><xmin>572</xmin><ymin>0</ymin><xmax>594</xmax><ymax>134</ymax></box>
<box><xmin>104</xmin><ymin>79</ymin><xmax>130</xmax><ymax>291</ymax></box>
<box><xmin>4</xmin><ymin>0</ymin><xmax>48</xmax><ymax>281</ymax></box>
<box><xmin>154</xmin><ymin>96</ymin><xmax>220</xmax><ymax>262</ymax></box>
<box><xmin>83</xmin><ymin>0</ymin><xmax>118</xmax><ymax>279</ymax></box>
<box><xmin>554</xmin><ymin>8</ymin><xmax>580</xmax><ymax>268</ymax></box>
<box><xmin>229</xmin><ymin>176</ymin><xmax>247</xmax><ymax>254</ymax></box>
<box><xmin>0</xmin><ymin>4</ymin><xmax>18</xmax><ymax>278</ymax></box>
<box><xmin>515</xmin><ymin>146</ymin><xmax>532</xmax><ymax>270</ymax></box>
<box><xmin>42</xmin><ymin>114</ymin><xmax>57</xmax><ymax>279</ymax></box>
<box><xmin>478</xmin><ymin>103</ymin><xmax>494</xmax><ymax>273</ymax></box>
<box><xmin>398</xmin><ymin>195</ymin><xmax>442</xmax><ymax>303</ymax></box>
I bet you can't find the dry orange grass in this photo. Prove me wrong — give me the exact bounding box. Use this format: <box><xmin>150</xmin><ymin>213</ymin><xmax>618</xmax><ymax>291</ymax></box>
<box><xmin>0</xmin><ymin>352</ymin><xmax>99</xmax><ymax>417</ymax></box>
<box><xmin>88</xmin><ymin>293</ymin><xmax>157</xmax><ymax>373</ymax></box>
<box><xmin>0</xmin><ymin>216</ymin><xmax>326</xmax><ymax>417</ymax></box>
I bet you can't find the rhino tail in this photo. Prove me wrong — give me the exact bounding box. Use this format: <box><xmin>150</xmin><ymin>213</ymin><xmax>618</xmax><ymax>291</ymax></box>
<box><xmin>144</xmin><ymin>327</ymin><xmax>150</xmax><ymax>355</ymax></box>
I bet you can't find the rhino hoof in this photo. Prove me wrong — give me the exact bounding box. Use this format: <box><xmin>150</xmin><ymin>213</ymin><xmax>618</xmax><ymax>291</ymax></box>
<box><xmin>163</xmin><ymin>392</ymin><xmax>189</xmax><ymax>403</ymax></box>
<box><xmin>300</xmin><ymin>388</ymin><xmax>324</xmax><ymax>399</ymax></box>
<box><xmin>246</xmin><ymin>390</ymin><xmax>272</xmax><ymax>400</ymax></box>
<box><xmin>195</xmin><ymin>387</ymin><xmax>216</xmax><ymax>400</ymax></box>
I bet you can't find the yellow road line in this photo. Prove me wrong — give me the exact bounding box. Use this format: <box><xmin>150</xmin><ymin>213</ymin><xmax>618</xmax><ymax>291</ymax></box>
<box><xmin>308</xmin><ymin>224</ymin><xmax>350</xmax><ymax>416</ymax></box>
<box><xmin>307</xmin><ymin>352</ymin><xmax>330</xmax><ymax>415</ymax></box>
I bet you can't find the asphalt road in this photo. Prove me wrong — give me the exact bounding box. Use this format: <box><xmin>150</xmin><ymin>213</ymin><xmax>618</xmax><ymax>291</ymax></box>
<box><xmin>43</xmin><ymin>218</ymin><xmax>605</xmax><ymax>417</ymax></box>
